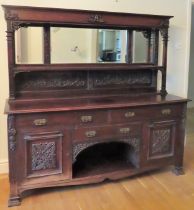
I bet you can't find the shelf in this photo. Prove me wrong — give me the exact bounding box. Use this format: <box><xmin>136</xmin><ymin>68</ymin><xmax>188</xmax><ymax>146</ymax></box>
<box><xmin>13</xmin><ymin>64</ymin><xmax>164</xmax><ymax>73</ymax></box>
<box><xmin>73</xmin><ymin>142</ymin><xmax>136</xmax><ymax>179</ymax></box>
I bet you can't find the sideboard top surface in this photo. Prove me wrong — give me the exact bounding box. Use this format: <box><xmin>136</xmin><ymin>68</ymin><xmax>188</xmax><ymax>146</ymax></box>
<box><xmin>5</xmin><ymin>94</ymin><xmax>189</xmax><ymax>114</ymax></box>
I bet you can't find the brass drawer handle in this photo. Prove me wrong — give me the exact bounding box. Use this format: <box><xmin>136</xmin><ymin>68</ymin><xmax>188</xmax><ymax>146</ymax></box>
<box><xmin>125</xmin><ymin>111</ymin><xmax>135</xmax><ymax>118</ymax></box>
<box><xmin>161</xmin><ymin>109</ymin><xmax>171</xmax><ymax>115</ymax></box>
<box><xmin>81</xmin><ymin>115</ymin><xmax>93</xmax><ymax>123</ymax></box>
<box><xmin>120</xmin><ymin>127</ymin><xmax>130</xmax><ymax>134</ymax></box>
<box><xmin>33</xmin><ymin>119</ymin><xmax>47</xmax><ymax>126</ymax></box>
<box><xmin>85</xmin><ymin>130</ymin><xmax>96</xmax><ymax>138</ymax></box>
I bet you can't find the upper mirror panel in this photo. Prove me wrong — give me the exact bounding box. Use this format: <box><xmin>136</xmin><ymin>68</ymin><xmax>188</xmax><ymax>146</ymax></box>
<box><xmin>50</xmin><ymin>27</ymin><xmax>127</xmax><ymax>63</ymax></box>
<box><xmin>15</xmin><ymin>27</ymin><xmax>154</xmax><ymax>64</ymax></box>
<box><xmin>15</xmin><ymin>27</ymin><xmax>44</xmax><ymax>64</ymax></box>
<box><xmin>132</xmin><ymin>31</ymin><xmax>148</xmax><ymax>63</ymax></box>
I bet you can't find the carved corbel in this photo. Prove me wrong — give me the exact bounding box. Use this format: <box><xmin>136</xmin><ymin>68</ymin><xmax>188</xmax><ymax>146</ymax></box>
<box><xmin>142</xmin><ymin>30</ymin><xmax>151</xmax><ymax>39</ymax></box>
<box><xmin>159</xmin><ymin>27</ymin><xmax>169</xmax><ymax>41</ymax></box>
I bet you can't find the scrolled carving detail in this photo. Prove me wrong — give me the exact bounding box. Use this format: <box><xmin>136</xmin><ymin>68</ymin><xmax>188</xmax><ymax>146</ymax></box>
<box><xmin>159</xmin><ymin>28</ymin><xmax>169</xmax><ymax>41</ymax></box>
<box><xmin>8</xmin><ymin>115</ymin><xmax>17</xmax><ymax>151</ymax></box>
<box><xmin>152</xmin><ymin>129</ymin><xmax>171</xmax><ymax>155</ymax></box>
<box><xmin>142</xmin><ymin>30</ymin><xmax>151</xmax><ymax>39</ymax></box>
<box><xmin>88</xmin><ymin>14</ymin><xmax>104</xmax><ymax>23</ymax></box>
<box><xmin>31</xmin><ymin>141</ymin><xmax>57</xmax><ymax>171</ymax></box>
<box><xmin>93</xmin><ymin>72</ymin><xmax>152</xmax><ymax>87</ymax></box>
<box><xmin>72</xmin><ymin>137</ymin><xmax>140</xmax><ymax>163</ymax></box>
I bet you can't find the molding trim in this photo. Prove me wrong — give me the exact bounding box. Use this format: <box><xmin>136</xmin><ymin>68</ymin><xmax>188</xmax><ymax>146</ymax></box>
<box><xmin>0</xmin><ymin>160</ymin><xmax>8</xmax><ymax>174</ymax></box>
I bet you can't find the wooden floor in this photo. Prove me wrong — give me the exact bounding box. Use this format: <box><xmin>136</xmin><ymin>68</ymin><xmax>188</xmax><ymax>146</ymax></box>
<box><xmin>1</xmin><ymin>109</ymin><xmax>194</xmax><ymax>210</ymax></box>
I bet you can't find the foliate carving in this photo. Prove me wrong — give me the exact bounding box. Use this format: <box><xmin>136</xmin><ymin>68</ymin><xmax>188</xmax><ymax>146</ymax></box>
<box><xmin>88</xmin><ymin>14</ymin><xmax>104</xmax><ymax>23</ymax></box>
<box><xmin>152</xmin><ymin>129</ymin><xmax>171</xmax><ymax>155</ymax></box>
<box><xmin>159</xmin><ymin>28</ymin><xmax>169</xmax><ymax>41</ymax></box>
<box><xmin>159</xmin><ymin>19</ymin><xmax>169</xmax><ymax>28</ymax></box>
<box><xmin>72</xmin><ymin>137</ymin><xmax>140</xmax><ymax>163</ymax></box>
<box><xmin>93</xmin><ymin>71</ymin><xmax>152</xmax><ymax>87</ymax></box>
<box><xmin>11</xmin><ymin>21</ymin><xmax>22</xmax><ymax>32</ymax></box>
<box><xmin>121</xmin><ymin>138</ymin><xmax>140</xmax><ymax>153</ymax></box>
<box><xmin>73</xmin><ymin>142</ymin><xmax>97</xmax><ymax>163</ymax></box>
<box><xmin>8</xmin><ymin>115</ymin><xmax>17</xmax><ymax>151</ymax></box>
<box><xmin>31</xmin><ymin>142</ymin><xmax>57</xmax><ymax>171</ymax></box>
<box><xmin>21</xmin><ymin>78</ymin><xmax>86</xmax><ymax>89</ymax></box>
<box><xmin>17</xmin><ymin>72</ymin><xmax>87</xmax><ymax>90</ymax></box>
<box><xmin>142</xmin><ymin>30</ymin><xmax>151</xmax><ymax>39</ymax></box>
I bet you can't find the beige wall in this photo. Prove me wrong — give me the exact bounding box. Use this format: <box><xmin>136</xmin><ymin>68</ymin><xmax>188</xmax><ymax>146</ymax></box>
<box><xmin>0</xmin><ymin>0</ymin><xmax>192</xmax><ymax>173</ymax></box>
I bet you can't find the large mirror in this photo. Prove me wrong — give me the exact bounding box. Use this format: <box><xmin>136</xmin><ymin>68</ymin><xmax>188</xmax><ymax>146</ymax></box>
<box><xmin>15</xmin><ymin>27</ymin><xmax>152</xmax><ymax>64</ymax></box>
<box><xmin>50</xmin><ymin>27</ymin><xmax>127</xmax><ymax>63</ymax></box>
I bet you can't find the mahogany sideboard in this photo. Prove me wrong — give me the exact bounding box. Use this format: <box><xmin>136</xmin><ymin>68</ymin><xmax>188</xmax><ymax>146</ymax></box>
<box><xmin>2</xmin><ymin>5</ymin><xmax>189</xmax><ymax>207</ymax></box>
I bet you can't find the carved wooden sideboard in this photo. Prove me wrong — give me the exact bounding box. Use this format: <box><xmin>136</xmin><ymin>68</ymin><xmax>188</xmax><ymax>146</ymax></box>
<box><xmin>2</xmin><ymin>5</ymin><xmax>189</xmax><ymax>207</ymax></box>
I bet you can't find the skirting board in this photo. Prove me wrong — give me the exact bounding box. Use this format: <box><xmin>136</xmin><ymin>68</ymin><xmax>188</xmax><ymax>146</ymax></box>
<box><xmin>0</xmin><ymin>160</ymin><xmax>8</xmax><ymax>174</ymax></box>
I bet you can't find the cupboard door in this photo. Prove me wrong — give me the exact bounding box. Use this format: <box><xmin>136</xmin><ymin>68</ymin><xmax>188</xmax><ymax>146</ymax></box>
<box><xmin>143</xmin><ymin>120</ymin><xmax>176</xmax><ymax>166</ymax></box>
<box><xmin>25</xmin><ymin>131</ymin><xmax>63</xmax><ymax>178</ymax></box>
<box><xmin>17</xmin><ymin>130</ymin><xmax>71</xmax><ymax>185</ymax></box>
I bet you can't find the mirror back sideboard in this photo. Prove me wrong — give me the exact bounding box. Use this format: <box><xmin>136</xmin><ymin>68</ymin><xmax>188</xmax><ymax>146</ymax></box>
<box><xmin>2</xmin><ymin>5</ymin><xmax>189</xmax><ymax>207</ymax></box>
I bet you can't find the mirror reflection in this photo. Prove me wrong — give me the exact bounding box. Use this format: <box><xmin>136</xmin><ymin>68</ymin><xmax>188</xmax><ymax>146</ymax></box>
<box><xmin>51</xmin><ymin>27</ymin><xmax>127</xmax><ymax>63</ymax></box>
<box><xmin>132</xmin><ymin>31</ymin><xmax>148</xmax><ymax>63</ymax></box>
<box><xmin>15</xmin><ymin>27</ymin><xmax>43</xmax><ymax>64</ymax></box>
<box><xmin>15</xmin><ymin>27</ymin><xmax>152</xmax><ymax>64</ymax></box>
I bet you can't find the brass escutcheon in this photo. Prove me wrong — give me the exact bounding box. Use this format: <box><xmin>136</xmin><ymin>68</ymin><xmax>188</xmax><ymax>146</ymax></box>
<box><xmin>161</xmin><ymin>109</ymin><xmax>171</xmax><ymax>115</ymax></box>
<box><xmin>125</xmin><ymin>111</ymin><xmax>135</xmax><ymax>118</ymax></box>
<box><xmin>85</xmin><ymin>130</ymin><xmax>96</xmax><ymax>138</ymax></box>
<box><xmin>33</xmin><ymin>119</ymin><xmax>47</xmax><ymax>126</ymax></box>
<box><xmin>81</xmin><ymin>115</ymin><xmax>93</xmax><ymax>123</ymax></box>
<box><xmin>120</xmin><ymin>127</ymin><xmax>130</xmax><ymax>134</ymax></box>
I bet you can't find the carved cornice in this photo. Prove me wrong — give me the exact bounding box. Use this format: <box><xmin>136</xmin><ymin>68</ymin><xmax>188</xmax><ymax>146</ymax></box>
<box><xmin>8</xmin><ymin>115</ymin><xmax>17</xmax><ymax>151</ymax></box>
<box><xmin>88</xmin><ymin>14</ymin><xmax>104</xmax><ymax>23</ymax></box>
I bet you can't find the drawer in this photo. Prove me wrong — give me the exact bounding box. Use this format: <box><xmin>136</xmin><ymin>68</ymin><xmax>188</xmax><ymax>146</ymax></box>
<box><xmin>75</xmin><ymin>110</ymin><xmax>108</xmax><ymax>125</ymax></box>
<box><xmin>110</xmin><ymin>104</ymin><xmax>184</xmax><ymax>123</ymax></box>
<box><xmin>16</xmin><ymin>110</ymin><xmax>108</xmax><ymax>128</ymax></box>
<box><xmin>73</xmin><ymin>123</ymin><xmax>141</xmax><ymax>143</ymax></box>
<box><xmin>16</xmin><ymin>112</ymin><xmax>77</xmax><ymax>128</ymax></box>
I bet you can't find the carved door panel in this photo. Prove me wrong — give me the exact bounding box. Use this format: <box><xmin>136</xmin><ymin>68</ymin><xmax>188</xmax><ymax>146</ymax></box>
<box><xmin>143</xmin><ymin>120</ymin><xmax>176</xmax><ymax>166</ymax></box>
<box><xmin>17</xmin><ymin>129</ymin><xmax>71</xmax><ymax>185</ymax></box>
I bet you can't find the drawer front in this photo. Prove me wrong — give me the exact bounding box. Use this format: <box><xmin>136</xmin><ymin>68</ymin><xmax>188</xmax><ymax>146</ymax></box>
<box><xmin>16</xmin><ymin>112</ymin><xmax>77</xmax><ymax>128</ymax></box>
<box><xmin>76</xmin><ymin>110</ymin><xmax>108</xmax><ymax>125</ymax></box>
<box><xmin>16</xmin><ymin>110</ymin><xmax>108</xmax><ymax>128</ymax></box>
<box><xmin>73</xmin><ymin>123</ymin><xmax>141</xmax><ymax>143</ymax></box>
<box><xmin>110</xmin><ymin>104</ymin><xmax>184</xmax><ymax>123</ymax></box>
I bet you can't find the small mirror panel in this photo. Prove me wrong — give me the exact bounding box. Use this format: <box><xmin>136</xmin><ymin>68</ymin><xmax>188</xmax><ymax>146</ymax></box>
<box><xmin>15</xmin><ymin>27</ymin><xmax>43</xmax><ymax>64</ymax></box>
<box><xmin>132</xmin><ymin>31</ymin><xmax>148</xmax><ymax>63</ymax></box>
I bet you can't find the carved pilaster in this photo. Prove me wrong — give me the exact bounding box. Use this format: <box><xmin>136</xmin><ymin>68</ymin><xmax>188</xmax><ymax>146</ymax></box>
<box><xmin>8</xmin><ymin>115</ymin><xmax>17</xmax><ymax>151</ymax></box>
